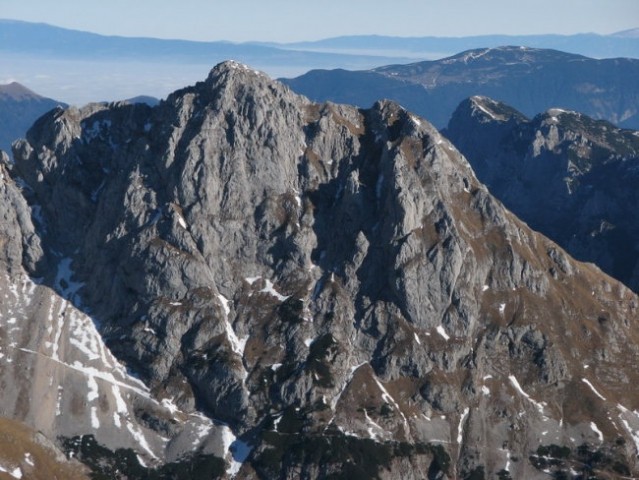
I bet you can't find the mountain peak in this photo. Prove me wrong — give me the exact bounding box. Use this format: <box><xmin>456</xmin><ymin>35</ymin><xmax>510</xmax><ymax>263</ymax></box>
<box><xmin>467</xmin><ymin>95</ymin><xmax>529</xmax><ymax>123</ymax></box>
<box><xmin>443</xmin><ymin>45</ymin><xmax>588</xmax><ymax>65</ymax></box>
<box><xmin>207</xmin><ymin>60</ymin><xmax>268</xmax><ymax>82</ymax></box>
<box><xmin>0</xmin><ymin>81</ymin><xmax>41</xmax><ymax>100</ymax></box>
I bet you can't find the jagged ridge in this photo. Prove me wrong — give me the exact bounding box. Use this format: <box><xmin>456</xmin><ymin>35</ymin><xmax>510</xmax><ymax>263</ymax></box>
<box><xmin>445</xmin><ymin>95</ymin><xmax>639</xmax><ymax>292</ymax></box>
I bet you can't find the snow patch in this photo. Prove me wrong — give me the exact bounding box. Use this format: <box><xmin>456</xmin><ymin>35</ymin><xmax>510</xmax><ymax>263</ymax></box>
<box><xmin>475</xmin><ymin>102</ymin><xmax>496</xmax><ymax>120</ymax></box>
<box><xmin>260</xmin><ymin>279</ymin><xmax>290</xmax><ymax>302</ymax></box>
<box><xmin>90</xmin><ymin>406</ymin><xmax>100</xmax><ymax>429</ymax></box>
<box><xmin>221</xmin><ymin>426</ymin><xmax>250</xmax><ymax>476</ymax></box>
<box><xmin>436</xmin><ymin>325</ymin><xmax>450</xmax><ymax>341</ymax></box>
<box><xmin>228</xmin><ymin>438</ymin><xmax>252</xmax><ymax>477</ymax></box>
<box><xmin>413</xmin><ymin>332</ymin><xmax>421</xmax><ymax>345</ymax></box>
<box><xmin>457</xmin><ymin>407</ymin><xmax>470</xmax><ymax>443</ymax></box>
<box><xmin>617</xmin><ymin>405</ymin><xmax>639</xmax><ymax>452</ymax></box>
<box><xmin>364</xmin><ymin>410</ymin><xmax>384</xmax><ymax>440</ymax></box>
<box><xmin>126</xmin><ymin>421</ymin><xmax>158</xmax><ymax>459</ymax></box>
<box><xmin>222</xmin><ymin>425</ymin><xmax>251</xmax><ymax>478</ymax></box>
<box><xmin>218</xmin><ymin>294</ymin><xmax>231</xmax><ymax>316</ymax></box>
<box><xmin>177</xmin><ymin>213</ymin><xmax>188</xmax><ymax>230</ymax></box>
<box><xmin>160</xmin><ymin>397</ymin><xmax>180</xmax><ymax>415</ymax></box>
<box><xmin>0</xmin><ymin>464</ymin><xmax>23</xmax><ymax>479</ymax></box>
<box><xmin>87</xmin><ymin>374</ymin><xmax>99</xmax><ymax>402</ymax></box>
<box><xmin>54</xmin><ymin>257</ymin><xmax>84</xmax><ymax>303</ymax></box>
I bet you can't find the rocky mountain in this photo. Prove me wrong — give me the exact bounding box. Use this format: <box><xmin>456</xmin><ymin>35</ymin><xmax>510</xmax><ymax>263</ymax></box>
<box><xmin>2</xmin><ymin>61</ymin><xmax>639</xmax><ymax>478</ymax></box>
<box><xmin>444</xmin><ymin>96</ymin><xmax>639</xmax><ymax>293</ymax></box>
<box><xmin>0</xmin><ymin>81</ymin><xmax>63</xmax><ymax>154</ymax></box>
<box><xmin>282</xmin><ymin>46</ymin><xmax>639</xmax><ymax>130</ymax></box>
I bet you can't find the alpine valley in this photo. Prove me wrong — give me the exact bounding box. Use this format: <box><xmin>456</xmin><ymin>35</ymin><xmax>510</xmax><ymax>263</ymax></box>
<box><xmin>1</xmin><ymin>61</ymin><xmax>639</xmax><ymax>480</ymax></box>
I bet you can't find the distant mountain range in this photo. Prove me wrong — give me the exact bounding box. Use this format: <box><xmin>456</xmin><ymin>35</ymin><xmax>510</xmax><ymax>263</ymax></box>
<box><xmin>282</xmin><ymin>46</ymin><xmax>639</xmax><ymax>130</ymax></box>
<box><xmin>277</xmin><ymin>29</ymin><xmax>639</xmax><ymax>59</ymax></box>
<box><xmin>0</xmin><ymin>19</ymin><xmax>411</xmax><ymax>71</ymax></box>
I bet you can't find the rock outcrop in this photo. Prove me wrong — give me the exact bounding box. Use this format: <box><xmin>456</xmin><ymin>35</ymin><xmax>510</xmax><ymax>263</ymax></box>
<box><xmin>2</xmin><ymin>62</ymin><xmax>639</xmax><ymax>478</ymax></box>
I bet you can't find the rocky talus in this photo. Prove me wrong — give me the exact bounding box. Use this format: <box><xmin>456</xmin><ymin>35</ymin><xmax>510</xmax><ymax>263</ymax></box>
<box><xmin>0</xmin><ymin>62</ymin><xmax>638</xmax><ymax>478</ymax></box>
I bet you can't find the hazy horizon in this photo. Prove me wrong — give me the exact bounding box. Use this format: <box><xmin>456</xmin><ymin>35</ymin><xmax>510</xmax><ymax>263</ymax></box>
<box><xmin>1</xmin><ymin>1</ymin><xmax>638</xmax><ymax>106</ymax></box>
<box><xmin>1</xmin><ymin>0</ymin><xmax>637</xmax><ymax>43</ymax></box>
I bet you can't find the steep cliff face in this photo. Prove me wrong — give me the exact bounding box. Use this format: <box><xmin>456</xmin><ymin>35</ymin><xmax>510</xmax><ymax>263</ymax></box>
<box><xmin>3</xmin><ymin>62</ymin><xmax>639</xmax><ymax>478</ymax></box>
<box><xmin>445</xmin><ymin>96</ymin><xmax>639</xmax><ymax>292</ymax></box>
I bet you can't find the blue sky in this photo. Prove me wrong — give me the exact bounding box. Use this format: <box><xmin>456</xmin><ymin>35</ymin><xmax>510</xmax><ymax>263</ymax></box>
<box><xmin>1</xmin><ymin>0</ymin><xmax>637</xmax><ymax>42</ymax></box>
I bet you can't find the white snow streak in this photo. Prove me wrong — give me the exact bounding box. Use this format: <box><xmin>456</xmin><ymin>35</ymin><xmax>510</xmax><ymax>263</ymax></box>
<box><xmin>90</xmin><ymin>406</ymin><xmax>100</xmax><ymax>429</ymax></box>
<box><xmin>217</xmin><ymin>294</ymin><xmax>231</xmax><ymax>316</ymax></box>
<box><xmin>590</xmin><ymin>422</ymin><xmax>603</xmax><ymax>441</ymax></box>
<box><xmin>582</xmin><ymin>378</ymin><xmax>606</xmax><ymax>401</ymax></box>
<box><xmin>260</xmin><ymin>279</ymin><xmax>290</xmax><ymax>302</ymax></box>
<box><xmin>126</xmin><ymin>421</ymin><xmax>158</xmax><ymax>459</ymax></box>
<box><xmin>364</xmin><ymin>410</ymin><xmax>384</xmax><ymax>440</ymax></box>
<box><xmin>508</xmin><ymin>375</ymin><xmax>546</xmax><ymax>415</ymax></box>
<box><xmin>373</xmin><ymin>377</ymin><xmax>410</xmax><ymax>434</ymax></box>
<box><xmin>617</xmin><ymin>405</ymin><xmax>639</xmax><ymax>453</ymax></box>
<box><xmin>218</xmin><ymin>293</ymin><xmax>247</xmax><ymax>357</ymax></box>
<box><xmin>457</xmin><ymin>407</ymin><xmax>470</xmax><ymax>444</ymax></box>
<box><xmin>473</xmin><ymin>101</ymin><xmax>497</xmax><ymax>120</ymax></box>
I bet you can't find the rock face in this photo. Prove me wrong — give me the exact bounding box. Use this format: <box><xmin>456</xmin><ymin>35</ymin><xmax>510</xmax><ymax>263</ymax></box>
<box><xmin>0</xmin><ymin>82</ymin><xmax>64</xmax><ymax>154</ymax></box>
<box><xmin>282</xmin><ymin>46</ymin><xmax>639</xmax><ymax>130</ymax></box>
<box><xmin>445</xmin><ymin>95</ymin><xmax>639</xmax><ymax>292</ymax></box>
<box><xmin>2</xmin><ymin>61</ymin><xmax>639</xmax><ymax>478</ymax></box>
